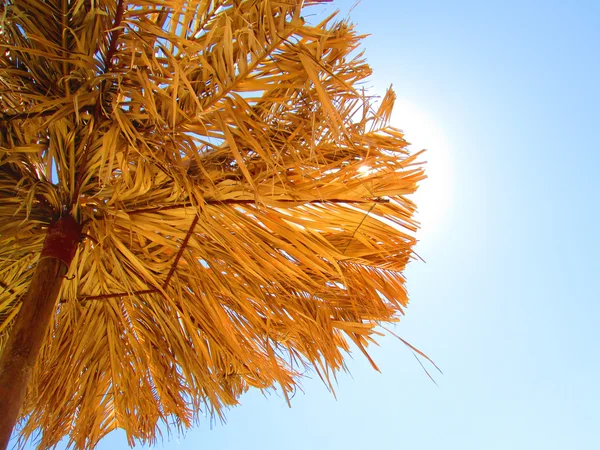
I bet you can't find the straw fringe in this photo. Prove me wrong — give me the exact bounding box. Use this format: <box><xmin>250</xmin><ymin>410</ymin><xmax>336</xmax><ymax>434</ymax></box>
<box><xmin>0</xmin><ymin>1</ymin><xmax>425</xmax><ymax>448</ymax></box>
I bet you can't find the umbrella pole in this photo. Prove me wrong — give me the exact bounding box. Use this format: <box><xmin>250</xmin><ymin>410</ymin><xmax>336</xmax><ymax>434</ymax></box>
<box><xmin>0</xmin><ymin>216</ymin><xmax>81</xmax><ymax>450</ymax></box>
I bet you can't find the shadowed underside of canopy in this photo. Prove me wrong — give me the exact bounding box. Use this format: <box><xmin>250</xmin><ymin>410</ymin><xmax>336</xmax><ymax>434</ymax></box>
<box><xmin>0</xmin><ymin>0</ymin><xmax>425</xmax><ymax>448</ymax></box>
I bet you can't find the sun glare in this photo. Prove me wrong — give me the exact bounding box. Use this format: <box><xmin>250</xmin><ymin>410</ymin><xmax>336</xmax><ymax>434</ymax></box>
<box><xmin>390</xmin><ymin>97</ymin><xmax>454</xmax><ymax>241</ymax></box>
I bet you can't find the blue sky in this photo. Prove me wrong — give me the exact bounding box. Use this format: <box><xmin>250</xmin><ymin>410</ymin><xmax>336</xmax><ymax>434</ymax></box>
<box><xmin>21</xmin><ymin>0</ymin><xmax>600</xmax><ymax>449</ymax></box>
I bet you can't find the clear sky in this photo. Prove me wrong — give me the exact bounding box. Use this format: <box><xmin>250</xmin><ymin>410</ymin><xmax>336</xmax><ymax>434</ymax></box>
<box><xmin>21</xmin><ymin>0</ymin><xmax>600</xmax><ymax>449</ymax></box>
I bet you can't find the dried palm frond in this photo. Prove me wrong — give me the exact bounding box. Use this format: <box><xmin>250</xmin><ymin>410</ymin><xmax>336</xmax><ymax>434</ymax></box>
<box><xmin>0</xmin><ymin>0</ymin><xmax>425</xmax><ymax>448</ymax></box>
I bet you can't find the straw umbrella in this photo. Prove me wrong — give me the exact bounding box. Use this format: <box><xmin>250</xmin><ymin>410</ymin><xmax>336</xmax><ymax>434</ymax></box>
<box><xmin>0</xmin><ymin>0</ymin><xmax>425</xmax><ymax>448</ymax></box>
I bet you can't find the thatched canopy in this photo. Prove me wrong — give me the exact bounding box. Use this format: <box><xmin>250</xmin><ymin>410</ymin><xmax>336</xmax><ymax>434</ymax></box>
<box><xmin>0</xmin><ymin>0</ymin><xmax>425</xmax><ymax>448</ymax></box>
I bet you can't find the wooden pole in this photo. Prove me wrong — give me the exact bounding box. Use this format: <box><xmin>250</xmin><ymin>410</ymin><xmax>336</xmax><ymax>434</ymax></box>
<box><xmin>0</xmin><ymin>216</ymin><xmax>81</xmax><ymax>450</ymax></box>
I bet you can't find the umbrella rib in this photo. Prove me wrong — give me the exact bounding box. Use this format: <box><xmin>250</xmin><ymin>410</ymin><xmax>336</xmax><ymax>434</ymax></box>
<box><xmin>79</xmin><ymin>289</ymin><xmax>158</xmax><ymax>302</ymax></box>
<box><xmin>342</xmin><ymin>202</ymin><xmax>377</xmax><ymax>255</ymax></box>
<box><xmin>0</xmin><ymin>106</ymin><xmax>92</xmax><ymax>122</ymax></box>
<box><xmin>104</xmin><ymin>0</ymin><xmax>125</xmax><ymax>73</ymax></box>
<box><xmin>119</xmin><ymin>198</ymin><xmax>391</xmax><ymax>216</ymax></box>
<box><xmin>162</xmin><ymin>214</ymin><xmax>199</xmax><ymax>290</ymax></box>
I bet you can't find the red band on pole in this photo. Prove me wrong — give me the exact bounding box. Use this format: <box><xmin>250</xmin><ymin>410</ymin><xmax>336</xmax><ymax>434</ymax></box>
<box><xmin>40</xmin><ymin>216</ymin><xmax>82</xmax><ymax>267</ymax></box>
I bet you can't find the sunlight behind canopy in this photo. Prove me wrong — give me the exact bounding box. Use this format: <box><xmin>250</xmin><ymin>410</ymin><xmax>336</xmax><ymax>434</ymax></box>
<box><xmin>390</xmin><ymin>97</ymin><xmax>453</xmax><ymax>243</ymax></box>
